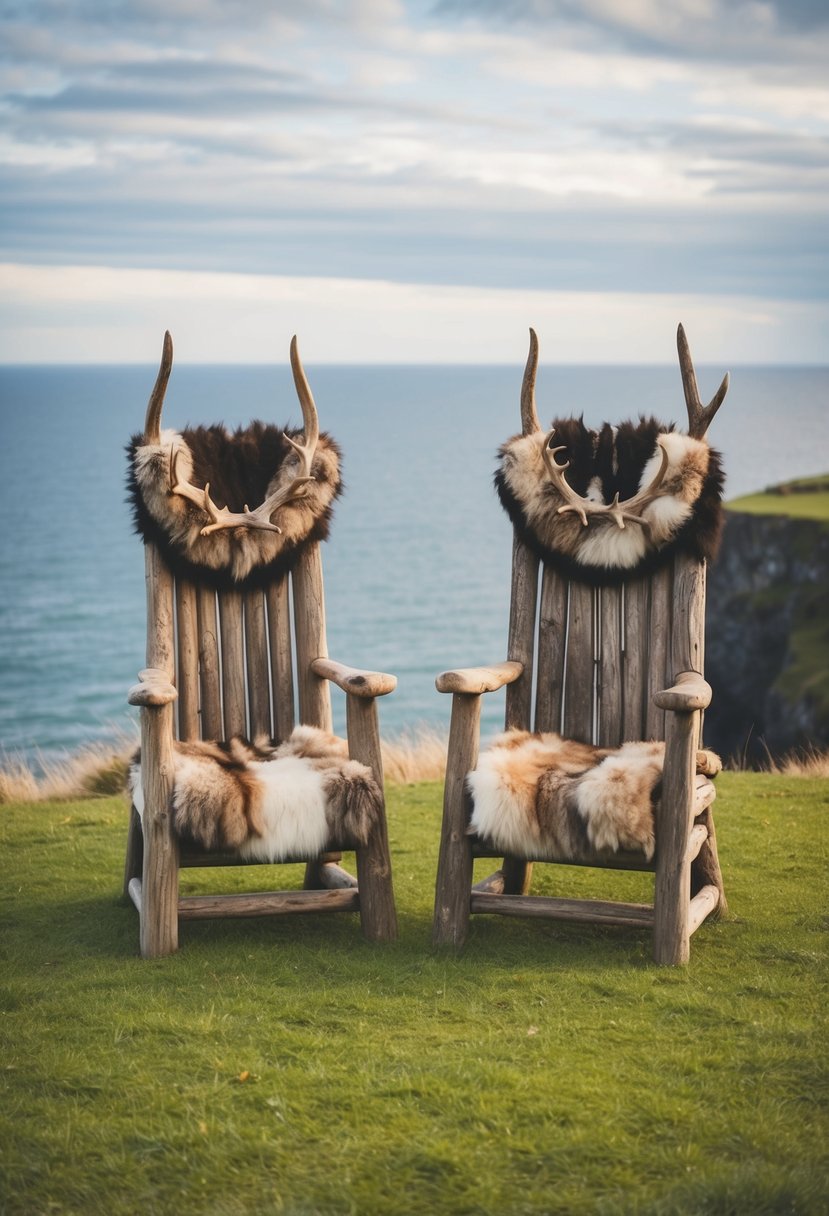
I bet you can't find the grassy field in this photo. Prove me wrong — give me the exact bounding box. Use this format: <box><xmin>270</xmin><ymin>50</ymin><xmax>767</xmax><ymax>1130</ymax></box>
<box><xmin>1</xmin><ymin>774</ymin><xmax>827</xmax><ymax>1215</ymax></box>
<box><xmin>728</xmin><ymin>474</ymin><xmax>829</xmax><ymax>521</ymax></box>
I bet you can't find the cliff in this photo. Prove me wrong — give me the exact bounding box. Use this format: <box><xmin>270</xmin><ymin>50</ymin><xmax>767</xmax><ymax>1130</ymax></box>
<box><xmin>705</xmin><ymin>480</ymin><xmax>829</xmax><ymax>763</ymax></box>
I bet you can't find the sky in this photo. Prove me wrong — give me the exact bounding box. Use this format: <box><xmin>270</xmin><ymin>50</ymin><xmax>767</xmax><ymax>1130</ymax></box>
<box><xmin>1</xmin><ymin>0</ymin><xmax>827</xmax><ymax>364</ymax></box>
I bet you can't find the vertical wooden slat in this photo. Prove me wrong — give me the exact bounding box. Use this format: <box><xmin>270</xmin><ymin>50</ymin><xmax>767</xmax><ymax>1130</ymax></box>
<box><xmin>292</xmin><ymin>544</ymin><xmax>333</xmax><ymax>731</ymax></box>
<box><xmin>145</xmin><ymin>543</ymin><xmax>175</xmax><ymax>677</ymax></box>
<box><xmin>504</xmin><ymin>536</ymin><xmax>539</xmax><ymax>731</ymax></box>
<box><xmin>653</xmin><ymin>707</ymin><xmax>696</xmax><ymax>965</ymax></box>
<box><xmin>562</xmin><ymin>581</ymin><xmax>594</xmax><ymax>743</ymax></box>
<box><xmin>244</xmin><ymin>587</ymin><xmax>271</xmax><ymax>739</ymax></box>
<box><xmin>197</xmin><ymin>585</ymin><xmax>222</xmax><ymax>740</ymax></box>
<box><xmin>219</xmin><ymin>589</ymin><xmax>246</xmax><ymax>738</ymax></box>
<box><xmin>267</xmin><ymin>577</ymin><xmax>295</xmax><ymax>741</ymax></box>
<box><xmin>644</xmin><ymin>565</ymin><xmax>673</xmax><ymax>741</ymax></box>
<box><xmin>597</xmin><ymin>585</ymin><xmax>623</xmax><ymax>747</ymax></box>
<box><xmin>621</xmin><ymin>577</ymin><xmax>647</xmax><ymax>742</ymax></box>
<box><xmin>175</xmin><ymin>579</ymin><xmax>200</xmax><ymax>741</ymax></box>
<box><xmin>534</xmin><ymin>565</ymin><xmax>568</xmax><ymax>733</ymax></box>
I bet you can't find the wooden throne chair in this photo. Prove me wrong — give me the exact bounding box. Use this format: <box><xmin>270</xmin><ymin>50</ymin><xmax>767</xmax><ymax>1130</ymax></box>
<box><xmin>433</xmin><ymin>325</ymin><xmax>728</xmax><ymax>965</ymax></box>
<box><xmin>123</xmin><ymin>333</ymin><xmax>397</xmax><ymax>957</ymax></box>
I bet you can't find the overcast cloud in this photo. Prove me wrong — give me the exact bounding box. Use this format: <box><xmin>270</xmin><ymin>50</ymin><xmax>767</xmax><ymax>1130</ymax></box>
<box><xmin>1</xmin><ymin>0</ymin><xmax>827</xmax><ymax>361</ymax></box>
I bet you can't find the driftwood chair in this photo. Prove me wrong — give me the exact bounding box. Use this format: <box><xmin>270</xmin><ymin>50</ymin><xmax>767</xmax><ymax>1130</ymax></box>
<box><xmin>433</xmin><ymin>325</ymin><xmax>727</xmax><ymax>965</ymax></box>
<box><xmin>124</xmin><ymin>333</ymin><xmax>397</xmax><ymax>957</ymax></box>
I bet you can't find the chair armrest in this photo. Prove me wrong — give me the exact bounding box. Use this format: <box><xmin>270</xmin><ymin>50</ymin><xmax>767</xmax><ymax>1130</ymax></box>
<box><xmin>311</xmin><ymin>657</ymin><xmax>397</xmax><ymax>699</ymax></box>
<box><xmin>435</xmin><ymin>661</ymin><xmax>523</xmax><ymax>695</ymax></box>
<box><xmin>128</xmin><ymin>668</ymin><xmax>178</xmax><ymax>707</ymax></box>
<box><xmin>653</xmin><ymin>670</ymin><xmax>711</xmax><ymax>713</ymax></box>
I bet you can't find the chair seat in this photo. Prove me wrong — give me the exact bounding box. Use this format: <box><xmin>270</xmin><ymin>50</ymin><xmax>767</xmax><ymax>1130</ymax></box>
<box><xmin>469</xmin><ymin>773</ymin><xmax>716</xmax><ymax>871</ymax></box>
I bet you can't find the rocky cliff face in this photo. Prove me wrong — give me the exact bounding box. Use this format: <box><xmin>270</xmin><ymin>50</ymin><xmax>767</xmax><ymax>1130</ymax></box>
<box><xmin>705</xmin><ymin>511</ymin><xmax>829</xmax><ymax>762</ymax></box>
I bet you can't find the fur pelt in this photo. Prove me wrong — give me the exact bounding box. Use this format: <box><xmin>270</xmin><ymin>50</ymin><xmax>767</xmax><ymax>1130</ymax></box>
<box><xmin>467</xmin><ymin>729</ymin><xmax>722</xmax><ymax>861</ymax></box>
<box><xmin>127</xmin><ymin>421</ymin><xmax>342</xmax><ymax>588</ymax></box>
<box><xmin>128</xmin><ymin>725</ymin><xmax>382</xmax><ymax>860</ymax></box>
<box><xmin>494</xmin><ymin>416</ymin><xmax>724</xmax><ymax>585</ymax></box>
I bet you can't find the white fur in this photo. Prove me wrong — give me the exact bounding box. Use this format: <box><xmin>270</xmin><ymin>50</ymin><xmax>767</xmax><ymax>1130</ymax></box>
<box><xmin>467</xmin><ymin>761</ymin><xmax>539</xmax><ymax>857</ymax></box>
<box><xmin>238</xmin><ymin>756</ymin><xmax>330</xmax><ymax>862</ymax></box>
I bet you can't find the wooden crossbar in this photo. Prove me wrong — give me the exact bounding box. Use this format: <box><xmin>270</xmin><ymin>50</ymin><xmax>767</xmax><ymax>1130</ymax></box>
<box><xmin>178</xmin><ymin>888</ymin><xmax>360</xmax><ymax>920</ymax></box>
<box><xmin>469</xmin><ymin>892</ymin><xmax>654</xmax><ymax>927</ymax></box>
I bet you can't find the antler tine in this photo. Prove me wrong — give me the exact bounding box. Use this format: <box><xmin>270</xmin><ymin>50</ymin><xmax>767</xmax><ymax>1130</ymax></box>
<box><xmin>289</xmin><ymin>334</ymin><xmax>320</xmax><ymax>458</ymax></box>
<box><xmin>520</xmin><ymin>327</ymin><xmax>542</xmax><ymax>436</ymax></box>
<box><xmin>677</xmin><ymin>322</ymin><xmax>730</xmax><ymax>439</ymax></box>
<box><xmin>144</xmin><ymin>330</ymin><xmax>173</xmax><ymax>443</ymax></box>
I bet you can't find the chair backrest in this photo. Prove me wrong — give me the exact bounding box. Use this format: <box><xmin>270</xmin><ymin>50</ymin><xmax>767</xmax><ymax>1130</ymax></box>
<box><xmin>503</xmin><ymin>538</ymin><xmax>706</xmax><ymax>747</ymax></box>
<box><xmin>143</xmin><ymin>540</ymin><xmax>332</xmax><ymax>745</ymax></box>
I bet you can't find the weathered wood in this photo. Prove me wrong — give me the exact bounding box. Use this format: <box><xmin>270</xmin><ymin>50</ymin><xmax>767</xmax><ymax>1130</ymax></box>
<box><xmin>671</xmin><ymin>553</ymin><xmax>707</xmax><ymax>746</ymax></box>
<box><xmin>433</xmin><ymin>693</ymin><xmax>481</xmax><ymax>948</ymax></box>
<box><xmin>175</xmin><ymin>579</ymin><xmax>200</xmax><ymax>741</ymax></box>
<box><xmin>346</xmin><ymin>694</ymin><xmax>398</xmax><ymax>942</ymax></box>
<box><xmin>686</xmin><ymin>823</ymin><xmax>709</xmax><ymax>863</ymax></box>
<box><xmin>691</xmin><ymin>805</ymin><xmax>727</xmax><ymax>917</ymax></box>
<box><xmin>472</xmin><ymin>868</ymin><xmax>506</xmax><ymax>895</ymax></box>
<box><xmin>313</xmin><ymin>657</ymin><xmax>397</xmax><ymax>699</ymax></box>
<box><xmin>470</xmin><ymin>893</ymin><xmax>654</xmax><ymax>927</ymax></box>
<box><xmin>178</xmin><ymin>888</ymin><xmax>360</xmax><ymax>920</ymax></box>
<box><xmin>292</xmin><ymin>544</ymin><xmax>333</xmax><ymax>731</ymax></box>
<box><xmin>219</xmin><ymin>590</ymin><xmax>246</xmax><ymax>738</ymax></box>
<box><xmin>621</xmin><ymin>578</ymin><xmax>647</xmax><ymax>741</ymax></box>
<box><xmin>122</xmin><ymin>805</ymin><xmax>143</xmax><ymax>899</ymax></box>
<box><xmin>505</xmin><ymin>536</ymin><xmax>539</xmax><ymax>730</ymax></box>
<box><xmin>196</xmin><ymin>585</ymin><xmax>222</xmax><ymax>740</ymax></box>
<box><xmin>501</xmin><ymin>856</ymin><xmax>534</xmax><ymax>895</ymax></box>
<box><xmin>694</xmin><ymin>775</ymin><xmax>717</xmax><ymax>816</ymax></box>
<box><xmin>139</xmin><ymin>700</ymin><xmax>179</xmax><ymax>958</ymax></box>
<box><xmin>688</xmin><ymin>884</ymin><xmax>720</xmax><ymax>936</ymax></box>
<box><xmin>653</xmin><ymin>706</ymin><xmax>697</xmax><ymax>965</ymax></box>
<box><xmin>145</xmin><ymin>543</ymin><xmax>175</xmax><ymax>677</ymax></box>
<box><xmin>563</xmin><ymin>581</ymin><xmax>595</xmax><ymax>743</ymax></box>
<box><xmin>128</xmin><ymin>877</ymin><xmax>142</xmax><ymax>914</ymax></box>
<box><xmin>436</xmin><ymin>661</ymin><xmax>522</xmax><ymax>696</ymax></box>
<box><xmin>316</xmin><ymin>862</ymin><xmax>359</xmax><ymax>890</ymax></box>
<box><xmin>244</xmin><ymin>588</ymin><xmax>271</xmax><ymax>738</ymax></box>
<box><xmin>598</xmin><ymin>585</ymin><xmax>623</xmax><ymax>747</ymax></box>
<box><xmin>654</xmin><ymin>671</ymin><xmax>712</xmax><ymax>713</ymax></box>
<box><xmin>645</xmin><ymin>565</ymin><xmax>672</xmax><ymax>740</ymax></box>
<box><xmin>128</xmin><ymin>670</ymin><xmax>177</xmax><ymax>706</ymax></box>
<box><xmin>266</xmin><ymin>577</ymin><xmax>295</xmax><ymax>742</ymax></box>
<box><xmin>534</xmin><ymin>565</ymin><xmax>567</xmax><ymax>732</ymax></box>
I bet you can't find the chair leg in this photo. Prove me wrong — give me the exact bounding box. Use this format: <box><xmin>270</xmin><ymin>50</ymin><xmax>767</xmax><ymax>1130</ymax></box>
<box><xmin>501</xmin><ymin>856</ymin><xmax>533</xmax><ymax>895</ymax></box>
<box><xmin>122</xmin><ymin>805</ymin><xmax>143</xmax><ymax>900</ymax></box>
<box><xmin>653</xmin><ymin>708</ymin><xmax>696</xmax><ymax>965</ymax></box>
<box><xmin>345</xmin><ymin>694</ymin><xmax>398</xmax><ymax>943</ymax></box>
<box><xmin>433</xmin><ymin>692</ymin><xmax>481</xmax><ymax>949</ymax></box>
<box><xmin>139</xmin><ymin>702</ymin><xmax>179</xmax><ymax>958</ymax></box>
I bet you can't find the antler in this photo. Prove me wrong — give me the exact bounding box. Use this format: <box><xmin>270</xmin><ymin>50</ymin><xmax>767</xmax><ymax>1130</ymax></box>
<box><xmin>520</xmin><ymin>327</ymin><xmax>541</xmax><ymax>436</ymax></box>
<box><xmin>677</xmin><ymin>323</ymin><xmax>729</xmax><ymax>439</ymax></box>
<box><xmin>170</xmin><ymin>335</ymin><xmax>319</xmax><ymax>537</ymax></box>
<box><xmin>144</xmin><ymin>330</ymin><xmax>173</xmax><ymax>442</ymax></box>
<box><xmin>542</xmin><ymin>431</ymin><xmax>670</xmax><ymax>530</ymax></box>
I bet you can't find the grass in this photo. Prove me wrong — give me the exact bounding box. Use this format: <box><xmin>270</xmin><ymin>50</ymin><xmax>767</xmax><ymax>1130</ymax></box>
<box><xmin>727</xmin><ymin>473</ymin><xmax>829</xmax><ymax>521</ymax></box>
<box><xmin>1</xmin><ymin>774</ymin><xmax>828</xmax><ymax>1215</ymax></box>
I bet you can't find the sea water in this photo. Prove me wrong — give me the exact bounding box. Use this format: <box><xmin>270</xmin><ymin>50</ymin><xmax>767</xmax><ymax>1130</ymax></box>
<box><xmin>1</xmin><ymin>362</ymin><xmax>827</xmax><ymax>767</ymax></box>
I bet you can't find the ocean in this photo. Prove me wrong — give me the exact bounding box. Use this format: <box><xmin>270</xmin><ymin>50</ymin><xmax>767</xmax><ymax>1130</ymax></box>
<box><xmin>1</xmin><ymin>362</ymin><xmax>827</xmax><ymax>768</ymax></box>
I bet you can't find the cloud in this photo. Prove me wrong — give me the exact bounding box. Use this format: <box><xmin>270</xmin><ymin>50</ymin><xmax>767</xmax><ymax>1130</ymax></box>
<box><xmin>0</xmin><ymin>1</ymin><xmax>826</xmax><ymax>360</ymax></box>
<box><xmin>2</xmin><ymin>261</ymin><xmax>826</xmax><ymax>365</ymax></box>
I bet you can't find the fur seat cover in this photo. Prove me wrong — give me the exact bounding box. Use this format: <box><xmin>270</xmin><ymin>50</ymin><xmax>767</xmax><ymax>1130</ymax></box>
<box><xmin>127</xmin><ymin>422</ymin><xmax>342</xmax><ymax>588</ymax></box>
<box><xmin>467</xmin><ymin>730</ymin><xmax>722</xmax><ymax>861</ymax></box>
<box><xmin>495</xmin><ymin>417</ymin><xmax>724</xmax><ymax>585</ymax></box>
<box><xmin>128</xmin><ymin>726</ymin><xmax>381</xmax><ymax>860</ymax></box>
